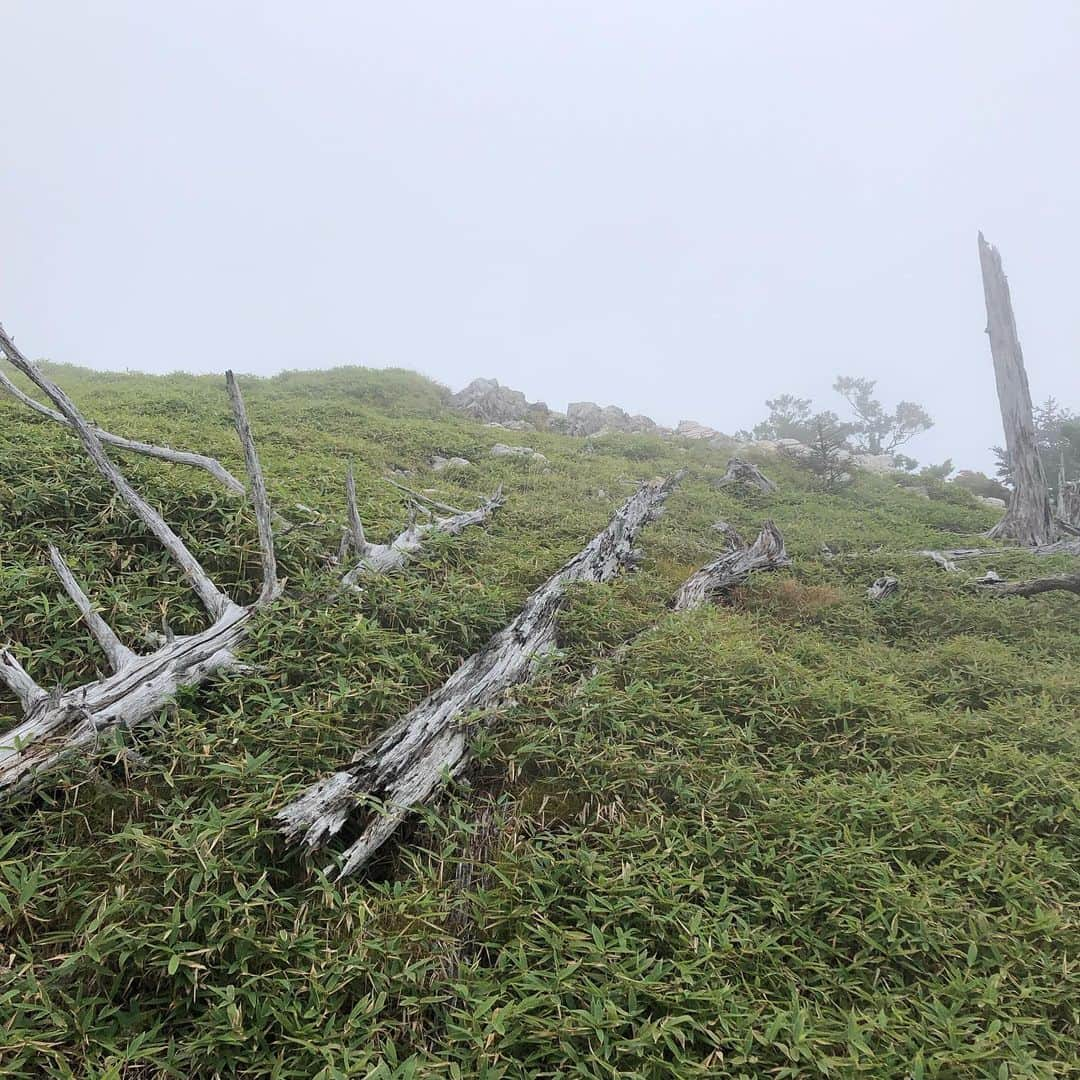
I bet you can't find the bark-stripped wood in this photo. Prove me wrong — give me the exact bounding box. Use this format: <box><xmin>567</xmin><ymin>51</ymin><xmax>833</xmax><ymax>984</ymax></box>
<box><xmin>0</xmin><ymin>354</ymin><xmax>245</xmax><ymax>497</ymax></box>
<box><xmin>0</xmin><ymin>327</ymin><xmax>279</xmax><ymax>800</ymax></box>
<box><xmin>867</xmin><ymin>576</ymin><xmax>899</xmax><ymax>601</ymax></box>
<box><xmin>672</xmin><ymin>521</ymin><xmax>790</xmax><ymax>610</ymax></box>
<box><xmin>1059</xmin><ymin>478</ymin><xmax>1080</xmax><ymax>532</ymax></box>
<box><xmin>278</xmin><ymin>473</ymin><xmax>681</xmax><ymax>878</ymax></box>
<box><xmin>978</xmin><ymin>573</ymin><xmax>1080</xmax><ymax>598</ymax></box>
<box><xmin>715</xmin><ymin>457</ymin><xmax>777</xmax><ymax>493</ymax></box>
<box><xmin>977</xmin><ymin>233</ymin><xmax>1057</xmax><ymax>545</ymax></box>
<box><xmin>340</xmin><ymin>483</ymin><xmax>504</xmax><ymax>587</ymax></box>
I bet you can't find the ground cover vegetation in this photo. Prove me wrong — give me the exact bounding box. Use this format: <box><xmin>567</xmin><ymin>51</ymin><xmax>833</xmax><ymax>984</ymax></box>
<box><xmin>1</xmin><ymin>363</ymin><xmax>1078</xmax><ymax>1077</ymax></box>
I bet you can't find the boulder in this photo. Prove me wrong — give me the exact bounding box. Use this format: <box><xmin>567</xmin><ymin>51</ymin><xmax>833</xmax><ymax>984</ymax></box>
<box><xmin>977</xmin><ymin>495</ymin><xmax>1007</xmax><ymax>509</ymax></box>
<box><xmin>565</xmin><ymin>401</ymin><xmax>658</xmax><ymax>436</ymax></box>
<box><xmin>676</xmin><ymin>419</ymin><xmax>720</xmax><ymax>440</ymax></box>
<box><xmin>491</xmin><ymin>443</ymin><xmax>547</xmax><ymax>463</ymax></box>
<box><xmin>430</xmin><ymin>455</ymin><xmax>472</xmax><ymax>472</ymax></box>
<box><xmin>853</xmin><ymin>453</ymin><xmax>898</xmax><ymax>475</ymax></box>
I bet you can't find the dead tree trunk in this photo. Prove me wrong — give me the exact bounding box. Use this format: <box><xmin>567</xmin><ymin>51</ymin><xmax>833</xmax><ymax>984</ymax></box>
<box><xmin>0</xmin><ymin>325</ymin><xmax>279</xmax><ymax>800</ymax></box>
<box><xmin>672</xmin><ymin>521</ymin><xmax>790</xmax><ymax>610</ymax></box>
<box><xmin>715</xmin><ymin>457</ymin><xmax>777</xmax><ymax>493</ymax></box>
<box><xmin>977</xmin><ymin>233</ymin><xmax>1057</xmax><ymax>545</ymax></box>
<box><xmin>339</xmin><ymin>475</ymin><xmax>504</xmax><ymax>587</ymax></box>
<box><xmin>277</xmin><ymin>473</ymin><xmax>682</xmax><ymax>879</ymax></box>
<box><xmin>978</xmin><ymin>573</ymin><xmax>1080</xmax><ymax>599</ymax></box>
<box><xmin>0</xmin><ymin>360</ymin><xmax>246</xmax><ymax>496</ymax></box>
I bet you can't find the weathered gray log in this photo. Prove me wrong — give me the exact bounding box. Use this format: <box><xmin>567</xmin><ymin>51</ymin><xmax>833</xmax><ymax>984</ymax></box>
<box><xmin>978</xmin><ymin>573</ymin><xmax>1080</xmax><ymax>598</ymax></box>
<box><xmin>867</xmin><ymin>576</ymin><xmax>900</xmax><ymax>601</ymax></box>
<box><xmin>672</xmin><ymin>521</ymin><xmax>790</xmax><ymax>610</ymax></box>
<box><xmin>715</xmin><ymin>457</ymin><xmax>777</xmax><ymax>493</ymax></box>
<box><xmin>977</xmin><ymin>233</ymin><xmax>1057</xmax><ymax>545</ymax></box>
<box><xmin>277</xmin><ymin>473</ymin><xmax>681</xmax><ymax>878</ymax></box>
<box><xmin>0</xmin><ymin>358</ymin><xmax>245</xmax><ymax>497</ymax></box>
<box><xmin>0</xmin><ymin>327</ymin><xmax>279</xmax><ymax>800</ymax></box>
<box><xmin>340</xmin><ymin>483</ymin><xmax>504</xmax><ymax>587</ymax></box>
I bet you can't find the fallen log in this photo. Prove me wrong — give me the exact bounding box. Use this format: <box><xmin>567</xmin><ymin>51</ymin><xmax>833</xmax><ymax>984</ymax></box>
<box><xmin>715</xmin><ymin>457</ymin><xmax>777</xmax><ymax>494</ymax></box>
<box><xmin>978</xmin><ymin>573</ymin><xmax>1080</xmax><ymax>599</ymax></box>
<box><xmin>277</xmin><ymin>473</ymin><xmax>682</xmax><ymax>879</ymax></box>
<box><xmin>0</xmin><ymin>358</ymin><xmax>246</xmax><ymax>497</ymax></box>
<box><xmin>0</xmin><ymin>324</ymin><xmax>279</xmax><ymax>800</ymax></box>
<box><xmin>672</xmin><ymin>521</ymin><xmax>790</xmax><ymax>610</ymax></box>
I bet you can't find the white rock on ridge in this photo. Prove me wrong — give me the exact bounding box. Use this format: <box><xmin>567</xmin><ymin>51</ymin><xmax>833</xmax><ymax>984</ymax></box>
<box><xmin>431</xmin><ymin>455</ymin><xmax>472</xmax><ymax>472</ymax></box>
<box><xmin>676</xmin><ymin>419</ymin><xmax>720</xmax><ymax>440</ymax></box>
<box><xmin>977</xmin><ymin>495</ymin><xmax>1007</xmax><ymax>509</ymax></box>
<box><xmin>853</xmin><ymin>453</ymin><xmax>899</xmax><ymax>474</ymax></box>
<box><xmin>491</xmin><ymin>443</ymin><xmax>547</xmax><ymax>463</ymax></box>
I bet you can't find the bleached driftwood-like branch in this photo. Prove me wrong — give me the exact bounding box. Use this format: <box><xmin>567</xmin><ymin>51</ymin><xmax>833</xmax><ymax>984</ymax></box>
<box><xmin>867</xmin><ymin>576</ymin><xmax>900</xmax><ymax>601</ymax></box>
<box><xmin>715</xmin><ymin>457</ymin><xmax>777</xmax><ymax>494</ymax></box>
<box><xmin>339</xmin><ymin>480</ymin><xmax>505</xmax><ymax>587</ymax></box>
<box><xmin>0</xmin><ymin>358</ymin><xmax>246</xmax><ymax>497</ymax></box>
<box><xmin>672</xmin><ymin>521</ymin><xmax>790</xmax><ymax>610</ymax></box>
<box><xmin>278</xmin><ymin>473</ymin><xmax>681</xmax><ymax>879</ymax></box>
<box><xmin>977</xmin><ymin>233</ymin><xmax>1058</xmax><ymax>546</ymax></box>
<box><xmin>978</xmin><ymin>573</ymin><xmax>1080</xmax><ymax>599</ymax></box>
<box><xmin>0</xmin><ymin>326</ymin><xmax>279</xmax><ymax>800</ymax></box>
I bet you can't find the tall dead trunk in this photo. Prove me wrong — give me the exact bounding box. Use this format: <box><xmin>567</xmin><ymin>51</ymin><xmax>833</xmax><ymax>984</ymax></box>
<box><xmin>977</xmin><ymin>232</ymin><xmax>1056</xmax><ymax>545</ymax></box>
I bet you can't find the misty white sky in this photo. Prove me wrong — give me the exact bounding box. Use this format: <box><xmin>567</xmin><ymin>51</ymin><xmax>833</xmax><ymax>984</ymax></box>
<box><xmin>3</xmin><ymin>2</ymin><xmax>1078</xmax><ymax>471</ymax></box>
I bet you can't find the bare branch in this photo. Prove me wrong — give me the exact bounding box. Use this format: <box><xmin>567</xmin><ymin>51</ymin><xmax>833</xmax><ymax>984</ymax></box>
<box><xmin>0</xmin><ymin>367</ymin><xmax>246</xmax><ymax>496</ymax></box>
<box><xmin>345</xmin><ymin>461</ymin><xmax>367</xmax><ymax>555</ymax></box>
<box><xmin>672</xmin><ymin>521</ymin><xmax>790</xmax><ymax>610</ymax></box>
<box><xmin>48</xmin><ymin>546</ymin><xmax>137</xmax><ymax>672</ymax></box>
<box><xmin>225</xmin><ymin>372</ymin><xmax>280</xmax><ymax>606</ymax></box>
<box><xmin>383</xmin><ymin>476</ymin><xmax>466</xmax><ymax>516</ymax></box>
<box><xmin>0</xmin><ymin>651</ymin><xmax>47</xmax><ymax>715</ymax></box>
<box><xmin>340</xmin><ymin>487</ymin><xmax>505</xmax><ymax>587</ymax></box>
<box><xmin>0</xmin><ymin>324</ymin><xmax>230</xmax><ymax>619</ymax></box>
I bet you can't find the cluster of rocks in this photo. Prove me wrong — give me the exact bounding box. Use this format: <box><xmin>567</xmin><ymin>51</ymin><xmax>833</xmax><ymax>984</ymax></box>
<box><xmin>450</xmin><ymin>378</ymin><xmax>667</xmax><ymax>438</ymax></box>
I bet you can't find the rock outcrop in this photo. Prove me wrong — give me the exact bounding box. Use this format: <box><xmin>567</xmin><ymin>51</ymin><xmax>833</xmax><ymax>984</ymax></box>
<box><xmin>675</xmin><ymin>420</ymin><xmax>720</xmax><ymax>440</ymax></box>
<box><xmin>452</xmin><ymin>379</ymin><xmax>548</xmax><ymax>426</ymax></box>
<box><xmin>451</xmin><ymin>378</ymin><xmax>661</xmax><ymax>437</ymax></box>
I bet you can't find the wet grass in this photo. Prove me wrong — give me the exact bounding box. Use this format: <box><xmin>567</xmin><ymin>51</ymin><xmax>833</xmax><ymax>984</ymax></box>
<box><xmin>0</xmin><ymin>364</ymin><xmax>1077</xmax><ymax>1077</ymax></box>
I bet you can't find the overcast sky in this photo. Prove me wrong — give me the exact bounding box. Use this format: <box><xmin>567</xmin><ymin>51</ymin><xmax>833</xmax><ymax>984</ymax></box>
<box><xmin>3</xmin><ymin>2</ymin><xmax>1078</xmax><ymax>470</ymax></box>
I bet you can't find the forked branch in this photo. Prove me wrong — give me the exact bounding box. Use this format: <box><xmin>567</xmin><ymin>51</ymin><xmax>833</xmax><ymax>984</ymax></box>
<box><xmin>0</xmin><ymin>362</ymin><xmax>246</xmax><ymax>496</ymax></box>
<box><xmin>340</xmin><ymin>483</ymin><xmax>505</xmax><ymax>586</ymax></box>
<box><xmin>0</xmin><ymin>326</ymin><xmax>279</xmax><ymax>801</ymax></box>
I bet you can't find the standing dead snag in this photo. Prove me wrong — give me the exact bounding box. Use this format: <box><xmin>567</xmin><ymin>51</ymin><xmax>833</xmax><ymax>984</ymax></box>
<box><xmin>277</xmin><ymin>473</ymin><xmax>682</xmax><ymax>879</ymax></box>
<box><xmin>977</xmin><ymin>233</ymin><xmax>1057</xmax><ymax>546</ymax></box>
<box><xmin>672</xmin><ymin>521</ymin><xmax>790</xmax><ymax>610</ymax></box>
<box><xmin>0</xmin><ymin>325</ymin><xmax>279</xmax><ymax>800</ymax></box>
<box><xmin>339</xmin><ymin>475</ymin><xmax>504</xmax><ymax>587</ymax></box>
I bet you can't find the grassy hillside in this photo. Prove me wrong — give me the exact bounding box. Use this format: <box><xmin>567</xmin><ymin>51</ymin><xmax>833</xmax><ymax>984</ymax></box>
<box><xmin>1</xmin><ymin>364</ymin><xmax>1078</xmax><ymax>1078</ymax></box>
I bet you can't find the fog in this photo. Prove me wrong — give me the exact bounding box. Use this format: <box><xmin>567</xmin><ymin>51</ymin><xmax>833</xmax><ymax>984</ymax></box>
<box><xmin>3</xmin><ymin>2</ymin><xmax>1078</xmax><ymax>471</ymax></box>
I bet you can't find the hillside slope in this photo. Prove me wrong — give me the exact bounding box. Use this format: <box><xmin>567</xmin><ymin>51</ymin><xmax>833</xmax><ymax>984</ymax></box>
<box><xmin>1</xmin><ymin>364</ymin><xmax>1078</xmax><ymax>1078</ymax></box>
